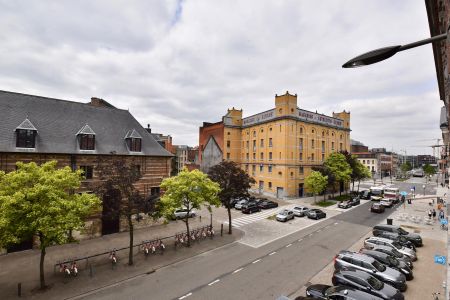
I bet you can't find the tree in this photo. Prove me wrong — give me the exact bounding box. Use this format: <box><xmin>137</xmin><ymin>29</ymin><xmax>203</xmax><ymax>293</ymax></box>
<box><xmin>0</xmin><ymin>161</ymin><xmax>100</xmax><ymax>289</ymax></box>
<box><xmin>340</xmin><ymin>151</ymin><xmax>359</xmax><ymax>191</ymax></box>
<box><xmin>95</xmin><ymin>158</ymin><xmax>155</xmax><ymax>266</ymax></box>
<box><xmin>208</xmin><ymin>161</ymin><xmax>255</xmax><ymax>234</ymax></box>
<box><xmin>324</xmin><ymin>152</ymin><xmax>352</xmax><ymax>196</ymax></box>
<box><xmin>312</xmin><ymin>165</ymin><xmax>336</xmax><ymax>199</ymax></box>
<box><xmin>400</xmin><ymin>162</ymin><xmax>412</xmax><ymax>173</ymax></box>
<box><xmin>305</xmin><ymin>171</ymin><xmax>328</xmax><ymax>203</ymax></box>
<box><xmin>423</xmin><ymin>164</ymin><xmax>436</xmax><ymax>177</ymax></box>
<box><xmin>159</xmin><ymin>168</ymin><xmax>221</xmax><ymax>247</ymax></box>
<box><xmin>355</xmin><ymin>161</ymin><xmax>371</xmax><ymax>191</ymax></box>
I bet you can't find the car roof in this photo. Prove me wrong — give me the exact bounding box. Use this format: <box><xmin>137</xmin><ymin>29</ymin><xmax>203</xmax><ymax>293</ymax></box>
<box><xmin>360</xmin><ymin>249</ymin><xmax>388</xmax><ymax>258</ymax></box>
<box><xmin>367</xmin><ymin>236</ymin><xmax>394</xmax><ymax>243</ymax></box>
<box><xmin>335</xmin><ymin>268</ymin><xmax>372</xmax><ymax>280</ymax></box>
<box><xmin>374</xmin><ymin>224</ymin><xmax>399</xmax><ymax>230</ymax></box>
<box><xmin>338</xmin><ymin>251</ymin><xmax>375</xmax><ymax>263</ymax></box>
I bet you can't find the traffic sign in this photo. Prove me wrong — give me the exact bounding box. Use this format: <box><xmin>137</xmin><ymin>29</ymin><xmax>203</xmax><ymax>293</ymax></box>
<box><xmin>440</xmin><ymin>219</ymin><xmax>448</xmax><ymax>225</ymax></box>
<box><xmin>434</xmin><ymin>255</ymin><xmax>446</xmax><ymax>265</ymax></box>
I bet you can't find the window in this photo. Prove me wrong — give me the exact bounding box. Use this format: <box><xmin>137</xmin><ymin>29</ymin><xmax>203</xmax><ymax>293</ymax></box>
<box><xmin>150</xmin><ymin>187</ymin><xmax>160</xmax><ymax>196</ymax></box>
<box><xmin>260</xmin><ymin>165</ymin><xmax>263</xmax><ymax>172</ymax></box>
<box><xmin>311</xmin><ymin>153</ymin><xmax>315</xmax><ymax>161</ymax></box>
<box><xmin>269</xmin><ymin>127</ymin><xmax>272</xmax><ymax>132</ymax></box>
<box><xmin>260</xmin><ymin>139</ymin><xmax>264</xmax><ymax>147</ymax></box>
<box><xmin>252</xmin><ymin>165</ymin><xmax>256</xmax><ymax>175</ymax></box>
<box><xmin>227</xmin><ymin>140</ymin><xmax>230</xmax><ymax>148</ymax></box>
<box><xmin>253</xmin><ymin>153</ymin><xmax>256</xmax><ymax>160</ymax></box>
<box><xmin>268</xmin><ymin>165</ymin><xmax>272</xmax><ymax>172</ymax></box>
<box><xmin>132</xmin><ymin>164</ymin><xmax>141</xmax><ymax>176</ymax></box>
<box><xmin>80</xmin><ymin>134</ymin><xmax>95</xmax><ymax>150</ymax></box>
<box><xmin>227</xmin><ymin>132</ymin><xmax>230</xmax><ymax>135</ymax></box>
<box><xmin>312</xmin><ymin>129</ymin><xmax>314</xmax><ymax>133</ymax></box>
<box><xmin>227</xmin><ymin>153</ymin><xmax>230</xmax><ymax>159</ymax></box>
<box><xmin>300</xmin><ymin>127</ymin><xmax>303</xmax><ymax>134</ymax></box>
<box><xmin>321</xmin><ymin>141</ymin><xmax>325</xmax><ymax>152</ymax></box>
<box><xmin>269</xmin><ymin>152</ymin><xmax>272</xmax><ymax>160</ymax></box>
<box><xmin>299</xmin><ymin>152</ymin><xmax>303</xmax><ymax>161</ymax></box>
<box><xmin>299</xmin><ymin>166</ymin><xmax>304</xmax><ymax>174</ymax></box>
<box><xmin>246</xmin><ymin>153</ymin><xmax>249</xmax><ymax>160</ymax></box>
<box><xmin>126</xmin><ymin>137</ymin><xmax>142</xmax><ymax>152</ymax></box>
<box><xmin>340</xmin><ymin>134</ymin><xmax>343</xmax><ymax>140</ymax></box>
<box><xmin>16</xmin><ymin>129</ymin><xmax>36</xmax><ymax>148</ymax></box>
<box><xmin>290</xmin><ymin>172</ymin><xmax>294</xmax><ymax>177</ymax></box>
<box><xmin>260</xmin><ymin>128</ymin><xmax>264</xmax><ymax>133</ymax></box>
<box><xmin>311</xmin><ymin>139</ymin><xmax>315</xmax><ymax>149</ymax></box>
<box><xmin>253</xmin><ymin>131</ymin><xmax>256</xmax><ymax>137</ymax></box>
<box><xmin>245</xmin><ymin>164</ymin><xmax>249</xmax><ymax>171</ymax></box>
<box><xmin>246</xmin><ymin>141</ymin><xmax>249</xmax><ymax>148</ymax></box>
<box><xmin>363</xmin><ymin>160</ymin><xmax>366</xmax><ymax>164</ymax></box>
<box><xmin>372</xmin><ymin>160</ymin><xmax>374</xmax><ymax>164</ymax></box>
<box><xmin>260</xmin><ymin>152</ymin><xmax>264</xmax><ymax>160</ymax></box>
<box><xmin>80</xmin><ymin>166</ymin><xmax>93</xmax><ymax>179</ymax></box>
<box><xmin>279</xmin><ymin>124</ymin><xmax>282</xmax><ymax>132</ymax></box>
<box><xmin>299</xmin><ymin>138</ymin><xmax>303</xmax><ymax>150</ymax></box>
<box><xmin>246</xmin><ymin>131</ymin><xmax>249</xmax><ymax>135</ymax></box>
<box><xmin>332</xmin><ymin>142</ymin><xmax>335</xmax><ymax>150</ymax></box>
<box><xmin>279</xmin><ymin>152</ymin><xmax>281</xmax><ymax>159</ymax></box>
<box><xmin>253</xmin><ymin>140</ymin><xmax>256</xmax><ymax>150</ymax></box>
<box><xmin>322</xmin><ymin>153</ymin><xmax>325</xmax><ymax>161</ymax></box>
<box><xmin>269</xmin><ymin>138</ymin><xmax>273</xmax><ymax>147</ymax></box>
<box><xmin>268</xmin><ymin>182</ymin><xmax>272</xmax><ymax>188</ymax></box>
<box><xmin>340</xmin><ymin>143</ymin><xmax>343</xmax><ymax>151</ymax></box>
<box><xmin>322</xmin><ymin>131</ymin><xmax>325</xmax><ymax>137</ymax></box>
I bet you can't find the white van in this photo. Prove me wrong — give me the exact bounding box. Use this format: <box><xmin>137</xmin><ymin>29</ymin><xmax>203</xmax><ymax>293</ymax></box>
<box><xmin>369</xmin><ymin>186</ymin><xmax>384</xmax><ymax>201</ymax></box>
<box><xmin>384</xmin><ymin>187</ymin><xmax>399</xmax><ymax>203</ymax></box>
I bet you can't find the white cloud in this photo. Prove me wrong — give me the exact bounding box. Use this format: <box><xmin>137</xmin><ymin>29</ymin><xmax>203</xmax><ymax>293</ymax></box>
<box><xmin>0</xmin><ymin>0</ymin><xmax>442</xmax><ymax>154</ymax></box>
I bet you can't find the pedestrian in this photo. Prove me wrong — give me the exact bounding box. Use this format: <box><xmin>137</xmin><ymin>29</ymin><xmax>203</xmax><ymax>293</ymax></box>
<box><xmin>439</xmin><ymin>209</ymin><xmax>445</xmax><ymax>220</ymax></box>
<box><xmin>428</xmin><ymin>209</ymin><xmax>432</xmax><ymax>219</ymax></box>
<box><xmin>432</xmin><ymin>209</ymin><xmax>437</xmax><ymax>220</ymax></box>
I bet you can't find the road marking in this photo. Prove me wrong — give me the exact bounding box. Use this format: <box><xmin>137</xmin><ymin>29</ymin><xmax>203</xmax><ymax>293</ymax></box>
<box><xmin>208</xmin><ymin>279</ymin><xmax>220</xmax><ymax>286</ymax></box>
<box><xmin>298</xmin><ymin>238</ymin><xmax>303</xmax><ymax>242</ymax></box>
<box><xmin>334</xmin><ymin>222</ymin><xmax>339</xmax><ymax>225</ymax></box>
<box><xmin>269</xmin><ymin>251</ymin><xmax>277</xmax><ymax>256</ymax></box>
<box><xmin>286</xmin><ymin>243</ymin><xmax>292</xmax><ymax>248</ymax></box>
<box><xmin>233</xmin><ymin>268</ymin><xmax>243</xmax><ymax>274</ymax></box>
<box><xmin>179</xmin><ymin>292</ymin><xmax>192</xmax><ymax>299</ymax></box>
<box><xmin>252</xmin><ymin>259</ymin><xmax>261</xmax><ymax>264</ymax></box>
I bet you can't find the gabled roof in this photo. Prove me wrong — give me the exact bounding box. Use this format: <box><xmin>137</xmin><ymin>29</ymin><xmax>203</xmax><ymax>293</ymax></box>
<box><xmin>0</xmin><ymin>90</ymin><xmax>172</xmax><ymax>156</ymax></box>
<box><xmin>16</xmin><ymin>118</ymin><xmax>37</xmax><ymax>131</ymax></box>
<box><xmin>125</xmin><ymin>129</ymin><xmax>142</xmax><ymax>139</ymax></box>
<box><xmin>76</xmin><ymin>124</ymin><xmax>96</xmax><ymax>135</ymax></box>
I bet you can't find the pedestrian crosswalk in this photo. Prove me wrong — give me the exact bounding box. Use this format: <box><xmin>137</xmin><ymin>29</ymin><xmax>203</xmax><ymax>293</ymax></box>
<box><xmin>224</xmin><ymin>204</ymin><xmax>297</xmax><ymax>228</ymax></box>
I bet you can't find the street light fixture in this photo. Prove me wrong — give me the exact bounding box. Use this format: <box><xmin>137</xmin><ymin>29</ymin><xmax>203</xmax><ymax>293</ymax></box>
<box><xmin>342</xmin><ymin>33</ymin><xmax>447</xmax><ymax>68</ymax></box>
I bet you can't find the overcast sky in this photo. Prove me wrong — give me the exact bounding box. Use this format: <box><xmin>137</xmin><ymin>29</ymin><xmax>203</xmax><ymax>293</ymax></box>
<box><xmin>0</xmin><ymin>0</ymin><xmax>442</xmax><ymax>155</ymax></box>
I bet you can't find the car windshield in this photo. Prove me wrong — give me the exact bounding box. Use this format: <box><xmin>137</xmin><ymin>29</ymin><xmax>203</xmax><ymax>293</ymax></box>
<box><xmin>389</xmin><ymin>248</ymin><xmax>402</xmax><ymax>258</ymax></box>
<box><xmin>367</xmin><ymin>275</ymin><xmax>384</xmax><ymax>290</ymax></box>
<box><xmin>392</xmin><ymin>241</ymin><xmax>402</xmax><ymax>249</ymax></box>
<box><xmin>398</xmin><ymin>228</ymin><xmax>408</xmax><ymax>235</ymax></box>
<box><xmin>324</xmin><ymin>286</ymin><xmax>345</xmax><ymax>296</ymax></box>
<box><xmin>372</xmin><ymin>260</ymin><xmax>386</xmax><ymax>272</ymax></box>
<box><xmin>398</xmin><ymin>236</ymin><xmax>406</xmax><ymax>243</ymax></box>
<box><xmin>280</xmin><ymin>210</ymin><xmax>288</xmax><ymax>215</ymax></box>
<box><xmin>387</xmin><ymin>256</ymin><xmax>399</xmax><ymax>266</ymax></box>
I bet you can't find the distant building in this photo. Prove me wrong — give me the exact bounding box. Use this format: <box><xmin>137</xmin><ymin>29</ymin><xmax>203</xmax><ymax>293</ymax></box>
<box><xmin>417</xmin><ymin>154</ymin><xmax>437</xmax><ymax>166</ymax></box>
<box><xmin>172</xmin><ymin>145</ymin><xmax>200</xmax><ymax>173</ymax></box>
<box><xmin>350</xmin><ymin>139</ymin><xmax>369</xmax><ymax>153</ymax></box>
<box><xmin>199</xmin><ymin>121</ymin><xmax>224</xmax><ymax>173</ymax></box>
<box><xmin>145</xmin><ymin>127</ymin><xmax>173</xmax><ymax>153</ymax></box>
<box><xmin>353</xmin><ymin>152</ymin><xmax>378</xmax><ymax>173</ymax></box>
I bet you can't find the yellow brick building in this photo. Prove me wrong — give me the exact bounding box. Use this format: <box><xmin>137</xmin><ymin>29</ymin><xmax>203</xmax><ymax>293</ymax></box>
<box><xmin>221</xmin><ymin>91</ymin><xmax>350</xmax><ymax>198</ymax></box>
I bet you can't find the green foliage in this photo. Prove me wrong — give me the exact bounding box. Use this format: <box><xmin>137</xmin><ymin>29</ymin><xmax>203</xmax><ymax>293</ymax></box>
<box><xmin>315</xmin><ymin>200</ymin><xmax>336</xmax><ymax>207</ymax></box>
<box><xmin>0</xmin><ymin>161</ymin><xmax>100</xmax><ymax>288</ymax></box>
<box><xmin>159</xmin><ymin>168</ymin><xmax>221</xmax><ymax>246</ymax></box>
<box><xmin>305</xmin><ymin>171</ymin><xmax>328</xmax><ymax>203</ymax></box>
<box><xmin>422</xmin><ymin>164</ymin><xmax>436</xmax><ymax>176</ymax></box>
<box><xmin>356</xmin><ymin>160</ymin><xmax>371</xmax><ymax>180</ymax></box>
<box><xmin>333</xmin><ymin>194</ymin><xmax>351</xmax><ymax>201</ymax></box>
<box><xmin>400</xmin><ymin>162</ymin><xmax>412</xmax><ymax>173</ymax></box>
<box><xmin>324</xmin><ymin>152</ymin><xmax>352</xmax><ymax>184</ymax></box>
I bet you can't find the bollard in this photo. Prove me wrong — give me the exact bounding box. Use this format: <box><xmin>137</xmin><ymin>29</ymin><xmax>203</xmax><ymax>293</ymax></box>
<box><xmin>221</xmin><ymin>224</ymin><xmax>223</xmax><ymax>236</ymax></box>
<box><xmin>18</xmin><ymin>283</ymin><xmax>21</xmax><ymax>297</ymax></box>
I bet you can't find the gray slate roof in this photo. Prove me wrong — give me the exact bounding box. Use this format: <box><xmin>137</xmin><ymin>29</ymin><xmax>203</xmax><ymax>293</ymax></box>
<box><xmin>0</xmin><ymin>90</ymin><xmax>173</xmax><ymax>156</ymax></box>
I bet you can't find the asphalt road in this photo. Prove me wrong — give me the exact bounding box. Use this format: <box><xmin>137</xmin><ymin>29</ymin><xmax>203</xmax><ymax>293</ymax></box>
<box><xmin>79</xmin><ymin>199</ymin><xmax>403</xmax><ymax>300</ymax></box>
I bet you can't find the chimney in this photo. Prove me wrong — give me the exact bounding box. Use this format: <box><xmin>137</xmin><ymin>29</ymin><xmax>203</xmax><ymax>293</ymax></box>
<box><xmin>90</xmin><ymin>97</ymin><xmax>116</xmax><ymax>108</ymax></box>
<box><xmin>146</xmin><ymin>124</ymin><xmax>151</xmax><ymax>133</ymax></box>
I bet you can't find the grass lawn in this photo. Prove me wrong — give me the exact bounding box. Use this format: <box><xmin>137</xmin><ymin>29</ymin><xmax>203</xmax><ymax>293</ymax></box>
<box><xmin>315</xmin><ymin>200</ymin><xmax>336</xmax><ymax>207</ymax></box>
<box><xmin>267</xmin><ymin>214</ymin><xmax>276</xmax><ymax>220</ymax></box>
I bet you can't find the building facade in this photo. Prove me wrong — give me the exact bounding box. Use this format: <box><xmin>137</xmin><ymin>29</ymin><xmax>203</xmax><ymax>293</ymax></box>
<box><xmin>0</xmin><ymin>91</ymin><xmax>172</xmax><ymax>249</ymax></box>
<box><xmin>350</xmin><ymin>139</ymin><xmax>369</xmax><ymax>153</ymax></box>
<box><xmin>353</xmin><ymin>152</ymin><xmax>378</xmax><ymax>173</ymax></box>
<box><xmin>199</xmin><ymin>92</ymin><xmax>351</xmax><ymax>198</ymax></box>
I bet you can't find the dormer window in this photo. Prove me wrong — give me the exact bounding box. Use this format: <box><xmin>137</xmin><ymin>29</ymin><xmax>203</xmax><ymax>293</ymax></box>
<box><xmin>15</xmin><ymin>118</ymin><xmax>37</xmax><ymax>148</ymax></box>
<box><xmin>125</xmin><ymin>129</ymin><xmax>142</xmax><ymax>152</ymax></box>
<box><xmin>77</xmin><ymin>124</ymin><xmax>96</xmax><ymax>150</ymax></box>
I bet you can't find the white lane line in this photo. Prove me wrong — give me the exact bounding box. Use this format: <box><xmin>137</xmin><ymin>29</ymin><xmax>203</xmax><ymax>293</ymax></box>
<box><xmin>298</xmin><ymin>238</ymin><xmax>303</xmax><ymax>242</ymax></box>
<box><xmin>286</xmin><ymin>243</ymin><xmax>292</xmax><ymax>248</ymax></box>
<box><xmin>208</xmin><ymin>279</ymin><xmax>220</xmax><ymax>286</ymax></box>
<box><xmin>233</xmin><ymin>268</ymin><xmax>243</xmax><ymax>274</ymax></box>
<box><xmin>179</xmin><ymin>292</ymin><xmax>192</xmax><ymax>299</ymax></box>
<box><xmin>269</xmin><ymin>251</ymin><xmax>277</xmax><ymax>256</ymax></box>
<box><xmin>334</xmin><ymin>222</ymin><xmax>339</xmax><ymax>225</ymax></box>
<box><xmin>252</xmin><ymin>259</ymin><xmax>261</xmax><ymax>264</ymax></box>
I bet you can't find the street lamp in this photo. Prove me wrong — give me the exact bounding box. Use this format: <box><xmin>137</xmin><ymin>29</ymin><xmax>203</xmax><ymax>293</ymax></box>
<box><xmin>342</xmin><ymin>33</ymin><xmax>447</xmax><ymax>68</ymax></box>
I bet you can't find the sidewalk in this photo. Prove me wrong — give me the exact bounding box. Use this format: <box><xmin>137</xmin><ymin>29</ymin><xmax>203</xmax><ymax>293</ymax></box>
<box><xmin>0</xmin><ymin>216</ymin><xmax>243</xmax><ymax>300</ymax></box>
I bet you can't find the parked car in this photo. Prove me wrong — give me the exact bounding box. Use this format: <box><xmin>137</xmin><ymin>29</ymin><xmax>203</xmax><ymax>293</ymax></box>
<box><xmin>306</xmin><ymin>284</ymin><xmax>384</xmax><ymax>300</ymax></box>
<box><xmin>332</xmin><ymin>269</ymin><xmax>404</xmax><ymax>299</ymax></box>
<box><xmin>259</xmin><ymin>200</ymin><xmax>279</xmax><ymax>209</ymax></box>
<box><xmin>364</xmin><ymin>237</ymin><xmax>417</xmax><ymax>261</ymax></box>
<box><xmin>349</xmin><ymin>197</ymin><xmax>361</xmax><ymax>206</ymax></box>
<box><xmin>359</xmin><ymin>249</ymin><xmax>413</xmax><ymax>280</ymax></box>
<box><xmin>364</xmin><ymin>245</ymin><xmax>413</xmax><ymax>269</ymax></box>
<box><xmin>292</xmin><ymin>206</ymin><xmax>309</xmax><ymax>217</ymax></box>
<box><xmin>334</xmin><ymin>250</ymin><xmax>407</xmax><ymax>291</ymax></box>
<box><xmin>360</xmin><ymin>190</ymin><xmax>371</xmax><ymax>200</ymax></box>
<box><xmin>373</xmin><ymin>225</ymin><xmax>423</xmax><ymax>247</ymax></box>
<box><xmin>380</xmin><ymin>198</ymin><xmax>394</xmax><ymax>208</ymax></box>
<box><xmin>276</xmin><ymin>209</ymin><xmax>294</xmax><ymax>222</ymax></box>
<box><xmin>242</xmin><ymin>203</ymin><xmax>261</xmax><ymax>214</ymax></box>
<box><xmin>373</xmin><ymin>231</ymin><xmax>416</xmax><ymax>251</ymax></box>
<box><xmin>306</xmin><ymin>209</ymin><xmax>326</xmax><ymax>220</ymax></box>
<box><xmin>234</xmin><ymin>199</ymin><xmax>247</xmax><ymax>210</ymax></box>
<box><xmin>173</xmin><ymin>208</ymin><xmax>196</xmax><ymax>220</ymax></box>
<box><xmin>371</xmin><ymin>202</ymin><xmax>385</xmax><ymax>213</ymax></box>
<box><xmin>338</xmin><ymin>201</ymin><xmax>352</xmax><ymax>209</ymax></box>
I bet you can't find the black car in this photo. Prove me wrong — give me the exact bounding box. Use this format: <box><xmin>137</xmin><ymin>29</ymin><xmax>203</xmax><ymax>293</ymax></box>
<box><xmin>374</xmin><ymin>231</ymin><xmax>416</xmax><ymax>251</ymax></box>
<box><xmin>349</xmin><ymin>197</ymin><xmax>361</xmax><ymax>206</ymax></box>
<box><xmin>259</xmin><ymin>200</ymin><xmax>279</xmax><ymax>209</ymax></box>
<box><xmin>360</xmin><ymin>190</ymin><xmax>371</xmax><ymax>200</ymax></box>
<box><xmin>360</xmin><ymin>249</ymin><xmax>413</xmax><ymax>279</ymax></box>
<box><xmin>306</xmin><ymin>284</ymin><xmax>384</xmax><ymax>300</ymax></box>
<box><xmin>306</xmin><ymin>209</ymin><xmax>326</xmax><ymax>219</ymax></box>
<box><xmin>373</xmin><ymin>225</ymin><xmax>423</xmax><ymax>247</ymax></box>
<box><xmin>338</xmin><ymin>201</ymin><xmax>352</xmax><ymax>209</ymax></box>
<box><xmin>371</xmin><ymin>202</ymin><xmax>385</xmax><ymax>213</ymax></box>
<box><xmin>242</xmin><ymin>203</ymin><xmax>261</xmax><ymax>214</ymax></box>
<box><xmin>366</xmin><ymin>245</ymin><xmax>413</xmax><ymax>269</ymax></box>
<box><xmin>332</xmin><ymin>269</ymin><xmax>404</xmax><ymax>300</ymax></box>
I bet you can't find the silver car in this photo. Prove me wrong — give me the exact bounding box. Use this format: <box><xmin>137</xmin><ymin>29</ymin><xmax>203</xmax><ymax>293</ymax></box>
<box><xmin>364</xmin><ymin>237</ymin><xmax>417</xmax><ymax>261</ymax></box>
<box><xmin>234</xmin><ymin>199</ymin><xmax>247</xmax><ymax>210</ymax></box>
<box><xmin>276</xmin><ymin>209</ymin><xmax>294</xmax><ymax>222</ymax></box>
<box><xmin>292</xmin><ymin>206</ymin><xmax>309</xmax><ymax>217</ymax></box>
<box><xmin>173</xmin><ymin>208</ymin><xmax>196</xmax><ymax>219</ymax></box>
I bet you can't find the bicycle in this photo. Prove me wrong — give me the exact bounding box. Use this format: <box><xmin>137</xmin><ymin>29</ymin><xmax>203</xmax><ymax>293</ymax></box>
<box><xmin>432</xmin><ymin>292</ymin><xmax>440</xmax><ymax>300</ymax></box>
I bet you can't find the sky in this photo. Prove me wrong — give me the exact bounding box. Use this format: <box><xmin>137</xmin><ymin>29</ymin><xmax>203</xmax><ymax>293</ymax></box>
<box><xmin>0</xmin><ymin>0</ymin><xmax>442</xmax><ymax>155</ymax></box>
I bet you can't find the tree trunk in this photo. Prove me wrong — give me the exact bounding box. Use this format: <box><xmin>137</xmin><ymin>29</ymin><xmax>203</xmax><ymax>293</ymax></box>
<box><xmin>314</xmin><ymin>193</ymin><xmax>317</xmax><ymax>204</ymax></box>
<box><xmin>185</xmin><ymin>215</ymin><xmax>191</xmax><ymax>247</ymax></box>
<box><xmin>357</xmin><ymin>180</ymin><xmax>360</xmax><ymax>192</ymax></box>
<box><xmin>39</xmin><ymin>233</ymin><xmax>46</xmax><ymax>289</ymax></box>
<box><xmin>128</xmin><ymin>215</ymin><xmax>134</xmax><ymax>265</ymax></box>
<box><xmin>227</xmin><ymin>206</ymin><xmax>232</xmax><ymax>234</ymax></box>
<box><xmin>352</xmin><ymin>180</ymin><xmax>355</xmax><ymax>192</ymax></box>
